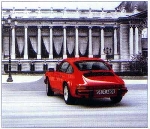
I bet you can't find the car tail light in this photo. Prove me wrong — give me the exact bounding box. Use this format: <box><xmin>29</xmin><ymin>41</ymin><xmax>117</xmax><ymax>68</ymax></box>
<box><xmin>76</xmin><ymin>85</ymin><xmax>94</xmax><ymax>91</ymax></box>
<box><xmin>76</xmin><ymin>85</ymin><xmax>87</xmax><ymax>90</ymax></box>
<box><xmin>76</xmin><ymin>85</ymin><xmax>93</xmax><ymax>97</ymax></box>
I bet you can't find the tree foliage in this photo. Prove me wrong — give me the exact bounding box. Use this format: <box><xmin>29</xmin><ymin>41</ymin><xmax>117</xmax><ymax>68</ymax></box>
<box><xmin>127</xmin><ymin>54</ymin><xmax>148</xmax><ymax>75</ymax></box>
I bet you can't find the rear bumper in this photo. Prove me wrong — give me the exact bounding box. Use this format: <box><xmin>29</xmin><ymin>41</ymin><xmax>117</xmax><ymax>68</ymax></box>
<box><xmin>75</xmin><ymin>87</ymin><xmax>128</xmax><ymax>98</ymax></box>
<box><xmin>117</xmin><ymin>87</ymin><xmax>128</xmax><ymax>96</ymax></box>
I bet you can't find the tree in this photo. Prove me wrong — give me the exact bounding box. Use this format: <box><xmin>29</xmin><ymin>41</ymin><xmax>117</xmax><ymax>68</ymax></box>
<box><xmin>127</xmin><ymin>53</ymin><xmax>148</xmax><ymax>75</ymax></box>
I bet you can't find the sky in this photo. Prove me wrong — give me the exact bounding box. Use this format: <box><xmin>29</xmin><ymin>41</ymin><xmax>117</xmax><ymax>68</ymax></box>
<box><xmin>1</xmin><ymin>1</ymin><xmax>122</xmax><ymax>10</ymax></box>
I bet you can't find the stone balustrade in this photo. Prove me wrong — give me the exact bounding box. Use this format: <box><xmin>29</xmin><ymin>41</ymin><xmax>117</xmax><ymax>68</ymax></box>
<box><xmin>2</xmin><ymin>7</ymin><xmax>137</xmax><ymax>19</ymax></box>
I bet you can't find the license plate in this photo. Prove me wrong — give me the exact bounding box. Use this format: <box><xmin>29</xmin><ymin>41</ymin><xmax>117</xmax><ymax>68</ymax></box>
<box><xmin>96</xmin><ymin>89</ymin><xmax>115</xmax><ymax>95</ymax></box>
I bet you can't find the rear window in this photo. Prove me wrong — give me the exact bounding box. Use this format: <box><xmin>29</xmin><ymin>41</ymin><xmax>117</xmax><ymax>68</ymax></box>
<box><xmin>75</xmin><ymin>60</ymin><xmax>110</xmax><ymax>71</ymax></box>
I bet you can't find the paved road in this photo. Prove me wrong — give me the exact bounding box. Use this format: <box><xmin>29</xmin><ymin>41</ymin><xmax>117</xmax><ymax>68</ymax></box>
<box><xmin>1</xmin><ymin>77</ymin><xmax>148</xmax><ymax>128</ymax></box>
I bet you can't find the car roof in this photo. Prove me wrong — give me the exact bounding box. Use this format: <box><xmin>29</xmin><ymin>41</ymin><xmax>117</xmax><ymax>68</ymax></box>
<box><xmin>63</xmin><ymin>57</ymin><xmax>104</xmax><ymax>63</ymax></box>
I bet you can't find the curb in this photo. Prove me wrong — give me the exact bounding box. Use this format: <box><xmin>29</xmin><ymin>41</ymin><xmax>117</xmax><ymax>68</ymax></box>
<box><xmin>124</xmin><ymin>80</ymin><xmax>147</xmax><ymax>84</ymax></box>
<box><xmin>2</xmin><ymin>75</ymin><xmax>43</xmax><ymax>83</ymax></box>
<box><xmin>1</xmin><ymin>75</ymin><xmax>147</xmax><ymax>84</ymax></box>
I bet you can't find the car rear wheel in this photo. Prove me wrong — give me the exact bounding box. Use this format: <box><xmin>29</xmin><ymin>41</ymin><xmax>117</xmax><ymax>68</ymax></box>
<box><xmin>46</xmin><ymin>79</ymin><xmax>54</xmax><ymax>96</ymax></box>
<box><xmin>63</xmin><ymin>84</ymin><xmax>75</xmax><ymax>105</ymax></box>
<box><xmin>110</xmin><ymin>96</ymin><xmax>122</xmax><ymax>103</ymax></box>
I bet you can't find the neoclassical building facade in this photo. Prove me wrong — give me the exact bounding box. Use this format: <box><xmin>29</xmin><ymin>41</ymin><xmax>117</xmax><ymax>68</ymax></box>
<box><xmin>1</xmin><ymin>6</ymin><xmax>148</xmax><ymax>73</ymax></box>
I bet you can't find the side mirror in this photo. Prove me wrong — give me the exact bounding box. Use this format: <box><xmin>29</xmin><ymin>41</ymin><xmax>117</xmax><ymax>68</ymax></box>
<box><xmin>48</xmin><ymin>68</ymin><xmax>54</xmax><ymax>72</ymax></box>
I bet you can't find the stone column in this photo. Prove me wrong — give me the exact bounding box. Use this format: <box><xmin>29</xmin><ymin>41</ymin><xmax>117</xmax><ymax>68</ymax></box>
<box><xmin>129</xmin><ymin>26</ymin><xmax>134</xmax><ymax>58</ymax></box>
<box><xmin>37</xmin><ymin>26</ymin><xmax>41</xmax><ymax>59</ymax></box>
<box><xmin>63</xmin><ymin>26</ymin><xmax>67</xmax><ymax>59</ymax></box>
<box><xmin>75</xmin><ymin>26</ymin><xmax>79</xmax><ymax>57</ymax></box>
<box><xmin>11</xmin><ymin>26</ymin><xmax>16</xmax><ymax>59</ymax></box>
<box><xmin>120</xmin><ymin>24</ymin><xmax>129</xmax><ymax>60</ymax></box>
<box><xmin>100</xmin><ymin>26</ymin><xmax>105</xmax><ymax>59</ymax></box>
<box><xmin>88</xmin><ymin>26</ymin><xmax>93</xmax><ymax>58</ymax></box>
<box><xmin>49</xmin><ymin>26</ymin><xmax>53</xmax><ymax>59</ymax></box>
<box><xmin>135</xmin><ymin>26</ymin><xmax>139</xmax><ymax>54</ymax></box>
<box><xmin>138</xmin><ymin>31</ymin><xmax>142</xmax><ymax>54</ymax></box>
<box><xmin>114</xmin><ymin>26</ymin><xmax>119</xmax><ymax>59</ymax></box>
<box><xmin>24</xmin><ymin>25</ymin><xmax>28</xmax><ymax>59</ymax></box>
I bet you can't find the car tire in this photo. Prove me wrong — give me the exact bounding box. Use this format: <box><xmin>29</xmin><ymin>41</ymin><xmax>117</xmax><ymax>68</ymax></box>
<box><xmin>63</xmin><ymin>84</ymin><xmax>75</xmax><ymax>105</ymax></box>
<box><xmin>110</xmin><ymin>96</ymin><xmax>122</xmax><ymax>103</ymax></box>
<box><xmin>46</xmin><ymin>79</ymin><xmax>54</xmax><ymax>96</ymax></box>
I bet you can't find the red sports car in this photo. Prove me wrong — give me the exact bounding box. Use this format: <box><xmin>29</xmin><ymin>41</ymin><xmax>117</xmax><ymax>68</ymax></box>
<box><xmin>44</xmin><ymin>57</ymin><xmax>128</xmax><ymax>105</ymax></box>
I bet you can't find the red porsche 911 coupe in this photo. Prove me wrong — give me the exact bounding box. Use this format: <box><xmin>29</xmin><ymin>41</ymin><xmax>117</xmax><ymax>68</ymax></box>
<box><xmin>44</xmin><ymin>57</ymin><xmax>128</xmax><ymax>105</ymax></box>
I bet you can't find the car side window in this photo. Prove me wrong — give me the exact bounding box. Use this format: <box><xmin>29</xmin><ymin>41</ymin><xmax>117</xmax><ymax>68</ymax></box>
<box><xmin>58</xmin><ymin>61</ymin><xmax>73</xmax><ymax>74</ymax></box>
<box><xmin>66</xmin><ymin>65</ymin><xmax>73</xmax><ymax>74</ymax></box>
<box><xmin>59</xmin><ymin>62</ymin><xmax>69</xmax><ymax>73</ymax></box>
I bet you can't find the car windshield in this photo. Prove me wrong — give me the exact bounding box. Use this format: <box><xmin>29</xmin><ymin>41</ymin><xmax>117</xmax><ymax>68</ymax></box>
<box><xmin>75</xmin><ymin>60</ymin><xmax>110</xmax><ymax>71</ymax></box>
